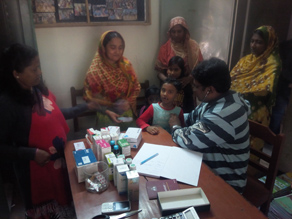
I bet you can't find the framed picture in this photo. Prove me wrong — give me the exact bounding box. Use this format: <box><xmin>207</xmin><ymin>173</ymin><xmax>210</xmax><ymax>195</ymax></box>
<box><xmin>32</xmin><ymin>0</ymin><xmax>150</xmax><ymax>27</ymax></box>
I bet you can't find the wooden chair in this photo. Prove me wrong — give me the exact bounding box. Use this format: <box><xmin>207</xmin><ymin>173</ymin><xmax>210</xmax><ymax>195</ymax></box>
<box><xmin>242</xmin><ymin>120</ymin><xmax>285</xmax><ymax>215</ymax></box>
<box><xmin>70</xmin><ymin>80</ymin><xmax>150</xmax><ymax>132</ymax></box>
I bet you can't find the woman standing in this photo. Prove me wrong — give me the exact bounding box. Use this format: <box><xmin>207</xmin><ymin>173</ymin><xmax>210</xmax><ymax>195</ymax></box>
<box><xmin>230</xmin><ymin>26</ymin><xmax>281</xmax><ymax>127</ymax></box>
<box><xmin>83</xmin><ymin>30</ymin><xmax>141</xmax><ymax>130</ymax></box>
<box><xmin>0</xmin><ymin>43</ymin><xmax>91</xmax><ymax>218</ymax></box>
<box><xmin>155</xmin><ymin>16</ymin><xmax>203</xmax><ymax>88</ymax></box>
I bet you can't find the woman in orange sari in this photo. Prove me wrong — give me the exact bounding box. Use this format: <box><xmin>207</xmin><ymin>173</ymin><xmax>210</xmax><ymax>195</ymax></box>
<box><xmin>155</xmin><ymin>16</ymin><xmax>203</xmax><ymax>88</ymax></box>
<box><xmin>83</xmin><ymin>31</ymin><xmax>141</xmax><ymax>130</ymax></box>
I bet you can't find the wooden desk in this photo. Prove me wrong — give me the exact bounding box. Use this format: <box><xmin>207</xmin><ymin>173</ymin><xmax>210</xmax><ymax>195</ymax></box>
<box><xmin>65</xmin><ymin>128</ymin><xmax>267</xmax><ymax>219</ymax></box>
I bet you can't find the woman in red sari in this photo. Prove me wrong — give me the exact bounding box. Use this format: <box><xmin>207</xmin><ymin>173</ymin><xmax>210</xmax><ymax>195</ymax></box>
<box><xmin>83</xmin><ymin>31</ymin><xmax>141</xmax><ymax>131</ymax></box>
<box><xmin>155</xmin><ymin>16</ymin><xmax>203</xmax><ymax>88</ymax></box>
<box><xmin>0</xmin><ymin>44</ymin><xmax>95</xmax><ymax>218</ymax></box>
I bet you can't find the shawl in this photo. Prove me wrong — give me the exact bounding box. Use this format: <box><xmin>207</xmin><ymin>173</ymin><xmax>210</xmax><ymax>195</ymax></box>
<box><xmin>83</xmin><ymin>30</ymin><xmax>141</xmax><ymax>115</ymax></box>
<box><xmin>27</xmin><ymin>89</ymin><xmax>73</xmax><ymax>218</ymax></box>
<box><xmin>155</xmin><ymin>16</ymin><xmax>203</xmax><ymax>74</ymax></box>
<box><xmin>230</xmin><ymin>26</ymin><xmax>281</xmax><ymax>113</ymax></box>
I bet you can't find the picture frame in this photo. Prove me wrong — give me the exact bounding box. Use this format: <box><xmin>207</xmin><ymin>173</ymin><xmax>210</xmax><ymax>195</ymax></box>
<box><xmin>32</xmin><ymin>0</ymin><xmax>151</xmax><ymax>27</ymax></box>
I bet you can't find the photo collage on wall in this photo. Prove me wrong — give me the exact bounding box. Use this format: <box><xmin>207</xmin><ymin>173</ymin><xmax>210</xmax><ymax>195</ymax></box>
<box><xmin>32</xmin><ymin>0</ymin><xmax>139</xmax><ymax>25</ymax></box>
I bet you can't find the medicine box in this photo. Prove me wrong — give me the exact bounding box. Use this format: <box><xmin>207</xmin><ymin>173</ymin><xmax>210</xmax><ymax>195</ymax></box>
<box><xmin>123</xmin><ymin>127</ymin><xmax>142</xmax><ymax>148</ymax></box>
<box><xmin>92</xmin><ymin>135</ymin><xmax>102</xmax><ymax>159</ymax></box>
<box><xmin>100</xmin><ymin>127</ymin><xmax>110</xmax><ymax>136</ymax></box>
<box><xmin>126</xmin><ymin>170</ymin><xmax>139</xmax><ymax>201</ymax></box>
<box><xmin>96</xmin><ymin>139</ymin><xmax>111</xmax><ymax>162</ymax></box>
<box><xmin>117</xmin><ymin>164</ymin><xmax>129</xmax><ymax>195</ymax></box>
<box><xmin>72</xmin><ymin>148</ymin><xmax>97</xmax><ymax>183</ymax></box>
<box><xmin>113</xmin><ymin>158</ymin><xmax>125</xmax><ymax>186</ymax></box>
<box><xmin>157</xmin><ymin>187</ymin><xmax>210</xmax><ymax>216</ymax></box>
<box><xmin>73</xmin><ymin>141</ymin><xmax>86</xmax><ymax>151</ymax></box>
<box><xmin>117</xmin><ymin>139</ymin><xmax>131</xmax><ymax>156</ymax></box>
<box><xmin>128</xmin><ymin>135</ymin><xmax>142</xmax><ymax>149</ymax></box>
<box><xmin>105</xmin><ymin>152</ymin><xmax>117</xmax><ymax>181</ymax></box>
<box><xmin>108</xmin><ymin>126</ymin><xmax>120</xmax><ymax>135</ymax></box>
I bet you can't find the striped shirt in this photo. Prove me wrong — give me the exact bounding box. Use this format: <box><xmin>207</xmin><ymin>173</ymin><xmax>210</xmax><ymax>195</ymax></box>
<box><xmin>172</xmin><ymin>91</ymin><xmax>251</xmax><ymax>193</ymax></box>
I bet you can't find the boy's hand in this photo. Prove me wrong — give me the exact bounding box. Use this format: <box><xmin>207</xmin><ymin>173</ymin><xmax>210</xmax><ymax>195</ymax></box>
<box><xmin>146</xmin><ymin>126</ymin><xmax>160</xmax><ymax>135</ymax></box>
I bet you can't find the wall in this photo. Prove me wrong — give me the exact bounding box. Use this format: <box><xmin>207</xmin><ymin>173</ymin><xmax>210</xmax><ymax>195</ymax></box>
<box><xmin>35</xmin><ymin>0</ymin><xmax>160</xmax><ymax>131</ymax></box>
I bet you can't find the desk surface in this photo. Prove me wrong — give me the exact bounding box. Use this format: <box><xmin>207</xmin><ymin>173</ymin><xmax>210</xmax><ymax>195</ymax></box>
<box><xmin>65</xmin><ymin>128</ymin><xmax>267</xmax><ymax>219</ymax></box>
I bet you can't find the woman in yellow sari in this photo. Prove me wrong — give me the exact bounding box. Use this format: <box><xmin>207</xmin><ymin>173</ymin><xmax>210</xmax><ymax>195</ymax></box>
<box><xmin>231</xmin><ymin>25</ymin><xmax>281</xmax><ymax>126</ymax></box>
<box><xmin>230</xmin><ymin>26</ymin><xmax>281</xmax><ymax>157</ymax></box>
<box><xmin>83</xmin><ymin>31</ymin><xmax>141</xmax><ymax>130</ymax></box>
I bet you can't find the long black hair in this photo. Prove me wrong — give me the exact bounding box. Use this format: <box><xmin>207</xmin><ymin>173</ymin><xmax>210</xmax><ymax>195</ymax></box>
<box><xmin>0</xmin><ymin>43</ymin><xmax>48</xmax><ymax>105</ymax></box>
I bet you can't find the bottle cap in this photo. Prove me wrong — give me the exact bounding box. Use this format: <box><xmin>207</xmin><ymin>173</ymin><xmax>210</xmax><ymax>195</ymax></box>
<box><xmin>126</xmin><ymin>158</ymin><xmax>132</xmax><ymax>165</ymax></box>
<box><xmin>113</xmin><ymin>145</ymin><xmax>119</xmax><ymax>150</ymax></box>
<box><xmin>129</xmin><ymin>163</ymin><xmax>136</xmax><ymax>170</ymax></box>
<box><xmin>110</xmin><ymin>140</ymin><xmax>115</xmax><ymax>145</ymax></box>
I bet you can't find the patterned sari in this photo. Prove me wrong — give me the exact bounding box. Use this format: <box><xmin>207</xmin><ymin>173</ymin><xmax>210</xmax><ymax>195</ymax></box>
<box><xmin>230</xmin><ymin>26</ymin><xmax>281</xmax><ymax>126</ymax></box>
<box><xmin>155</xmin><ymin>16</ymin><xmax>203</xmax><ymax>75</ymax></box>
<box><xmin>230</xmin><ymin>26</ymin><xmax>281</xmax><ymax>167</ymax></box>
<box><xmin>83</xmin><ymin>31</ymin><xmax>141</xmax><ymax>130</ymax></box>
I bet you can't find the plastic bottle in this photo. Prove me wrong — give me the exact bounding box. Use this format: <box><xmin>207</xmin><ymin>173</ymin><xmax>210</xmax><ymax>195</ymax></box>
<box><xmin>126</xmin><ymin>158</ymin><xmax>132</xmax><ymax>166</ymax></box>
<box><xmin>113</xmin><ymin>145</ymin><xmax>120</xmax><ymax>157</ymax></box>
<box><xmin>129</xmin><ymin>163</ymin><xmax>136</xmax><ymax>170</ymax></box>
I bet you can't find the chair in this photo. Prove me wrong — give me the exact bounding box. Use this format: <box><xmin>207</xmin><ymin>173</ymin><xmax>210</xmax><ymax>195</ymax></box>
<box><xmin>70</xmin><ymin>80</ymin><xmax>150</xmax><ymax>132</ymax></box>
<box><xmin>242</xmin><ymin>120</ymin><xmax>285</xmax><ymax>215</ymax></box>
<box><xmin>136</xmin><ymin>80</ymin><xmax>149</xmax><ymax>112</ymax></box>
<box><xmin>70</xmin><ymin>87</ymin><xmax>96</xmax><ymax>132</ymax></box>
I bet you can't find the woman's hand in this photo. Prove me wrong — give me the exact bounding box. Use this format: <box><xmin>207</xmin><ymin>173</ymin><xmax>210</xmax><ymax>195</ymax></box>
<box><xmin>146</xmin><ymin>126</ymin><xmax>160</xmax><ymax>135</ymax></box>
<box><xmin>113</xmin><ymin>99</ymin><xmax>130</xmax><ymax>114</ymax></box>
<box><xmin>105</xmin><ymin>110</ymin><xmax>122</xmax><ymax>123</ymax></box>
<box><xmin>179</xmin><ymin>74</ymin><xmax>193</xmax><ymax>88</ymax></box>
<box><xmin>34</xmin><ymin>149</ymin><xmax>50</xmax><ymax>166</ymax></box>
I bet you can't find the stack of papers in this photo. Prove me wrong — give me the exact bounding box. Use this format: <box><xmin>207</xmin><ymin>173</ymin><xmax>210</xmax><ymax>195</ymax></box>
<box><xmin>132</xmin><ymin>143</ymin><xmax>203</xmax><ymax>186</ymax></box>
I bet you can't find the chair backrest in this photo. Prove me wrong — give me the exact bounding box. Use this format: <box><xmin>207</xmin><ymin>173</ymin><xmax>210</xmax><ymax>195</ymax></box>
<box><xmin>70</xmin><ymin>80</ymin><xmax>150</xmax><ymax>132</ymax></box>
<box><xmin>243</xmin><ymin>119</ymin><xmax>285</xmax><ymax>214</ymax></box>
<box><xmin>70</xmin><ymin>87</ymin><xmax>95</xmax><ymax>132</ymax></box>
<box><xmin>136</xmin><ymin>80</ymin><xmax>150</xmax><ymax>113</ymax></box>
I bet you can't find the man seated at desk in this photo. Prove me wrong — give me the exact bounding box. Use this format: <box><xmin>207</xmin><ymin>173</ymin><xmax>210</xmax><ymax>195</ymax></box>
<box><xmin>169</xmin><ymin>57</ymin><xmax>251</xmax><ymax>193</ymax></box>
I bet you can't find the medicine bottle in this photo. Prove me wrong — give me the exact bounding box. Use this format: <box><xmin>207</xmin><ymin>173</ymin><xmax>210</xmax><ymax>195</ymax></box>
<box><xmin>113</xmin><ymin>145</ymin><xmax>120</xmax><ymax>157</ymax></box>
<box><xmin>126</xmin><ymin>158</ymin><xmax>132</xmax><ymax>166</ymax></box>
<box><xmin>110</xmin><ymin>140</ymin><xmax>115</xmax><ymax>151</ymax></box>
<box><xmin>129</xmin><ymin>163</ymin><xmax>136</xmax><ymax>170</ymax></box>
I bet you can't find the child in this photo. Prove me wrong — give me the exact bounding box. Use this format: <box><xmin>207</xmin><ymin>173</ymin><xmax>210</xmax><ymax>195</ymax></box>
<box><xmin>136</xmin><ymin>78</ymin><xmax>184</xmax><ymax>134</ymax></box>
<box><xmin>167</xmin><ymin>56</ymin><xmax>194</xmax><ymax>113</ymax></box>
<box><xmin>139</xmin><ymin>85</ymin><xmax>160</xmax><ymax>116</ymax></box>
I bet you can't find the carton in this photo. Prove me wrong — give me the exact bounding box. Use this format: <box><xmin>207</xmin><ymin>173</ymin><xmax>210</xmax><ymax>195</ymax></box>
<box><xmin>117</xmin><ymin>139</ymin><xmax>131</xmax><ymax>156</ymax></box>
<box><xmin>123</xmin><ymin>128</ymin><xmax>142</xmax><ymax>148</ymax></box>
<box><xmin>126</xmin><ymin>170</ymin><xmax>139</xmax><ymax>201</ymax></box>
<box><xmin>108</xmin><ymin>126</ymin><xmax>120</xmax><ymax>135</ymax></box>
<box><xmin>117</xmin><ymin>164</ymin><xmax>129</xmax><ymax>195</ymax></box>
<box><xmin>97</xmin><ymin>139</ymin><xmax>111</xmax><ymax>161</ymax></box>
<box><xmin>113</xmin><ymin>158</ymin><xmax>125</xmax><ymax>186</ymax></box>
<box><xmin>105</xmin><ymin>152</ymin><xmax>117</xmax><ymax>181</ymax></box>
<box><xmin>92</xmin><ymin>135</ymin><xmax>102</xmax><ymax>159</ymax></box>
<box><xmin>72</xmin><ymin>148</ymin><xmax>97</xmax><ymax>183</ymax></box>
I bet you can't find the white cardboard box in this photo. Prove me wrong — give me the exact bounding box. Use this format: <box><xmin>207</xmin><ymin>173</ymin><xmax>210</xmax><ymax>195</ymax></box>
<box><xmin>123</xmin><ymin>128</ymin><xmax>142</xmax><ymax>143</ymax></box>
<box><xmin>72</xmin><ymin>148</ymin><xmax>97</xmax><ymax>183</ymax></box>
<box><xmin>117</xmin><ymin>164</ymin><xmax>129</xmax><ymax>195</ymax></box>
<box><xmin>157</xmin><ymin>188</ymin><xmax>210</xmax><ymax>216</ymax></box>
<box><xmin>126</xmin><ymin>170</ymin><xmax>139</xmax><ymax>201</ymax></box>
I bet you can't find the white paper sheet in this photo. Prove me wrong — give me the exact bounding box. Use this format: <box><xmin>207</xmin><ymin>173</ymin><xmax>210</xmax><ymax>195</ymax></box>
<box><xmin>132</xmin><ymin>143</ymin><xmax>203</xmax><ymax>186</ymax></box>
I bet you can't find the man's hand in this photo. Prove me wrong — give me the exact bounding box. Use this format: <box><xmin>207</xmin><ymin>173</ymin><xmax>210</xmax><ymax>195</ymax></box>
<box><xmin>169</xmin><ymin>113</ymin><xmax>181</xmax><ymax>127</ymax></box>
<box><xmin>146</xmin><ymin>126</ymin><xmax>160</xmax><ymax>135</ymax></box>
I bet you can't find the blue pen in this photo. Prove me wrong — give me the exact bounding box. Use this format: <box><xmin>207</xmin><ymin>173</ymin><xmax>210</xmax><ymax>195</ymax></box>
<box><xmin>141</xmin><ymin>153</ymin><xmax>159</xmax><ymax>165</ymax></box>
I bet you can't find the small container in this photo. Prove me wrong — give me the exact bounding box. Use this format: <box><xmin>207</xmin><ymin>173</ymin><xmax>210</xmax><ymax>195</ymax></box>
<box><xmin>84</xmin><ymin>161</ymin><xmax>109</xmax><ymax>193</ymax></box>
<box><xmin>126</xmin><ymin>158</ymin><xmax>132</xmax><ymax>166</ymax></box>
<box><xmin>113</xmin><ymin>145</ymin><xmax>120</xmax><ymax>157</ymax></box>
<box><xmin>129</xmin><ymin>163</ymin><xmax>136</xmax><ymax>170</ymax></box>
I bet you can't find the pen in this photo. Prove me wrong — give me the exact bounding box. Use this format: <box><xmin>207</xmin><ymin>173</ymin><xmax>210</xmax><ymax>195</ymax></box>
<box><xmin>141</xmin><ymin>153</ymin><xmax>159</xmax><ymax>165</ymax></box>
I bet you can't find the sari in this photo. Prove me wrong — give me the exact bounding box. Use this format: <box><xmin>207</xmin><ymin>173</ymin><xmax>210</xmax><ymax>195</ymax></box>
<box><xmin>230</xmin><ymin>26</ymin><xmax>281</xmax><ymax>126</ymax></box>
<box><xmin>84</xmin><ymin>30</ymin><xmax>141</xmax><ymax>130</ymax></box>
<box><xmin>230</xmin><ymin>26</ymin><xmax>281</xmax><ymax>169</ymax></box>
<box><xmin>155</xmin><ymin>16</ymin><xmax>203</xmax><ymax>75</ymax></box>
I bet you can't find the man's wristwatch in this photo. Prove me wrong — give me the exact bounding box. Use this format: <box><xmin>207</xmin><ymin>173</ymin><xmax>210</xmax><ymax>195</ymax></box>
<box><xmin>172</xmin><ymin>125</ymin><xmax>181</xmax><ymax>131</ymax></box>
